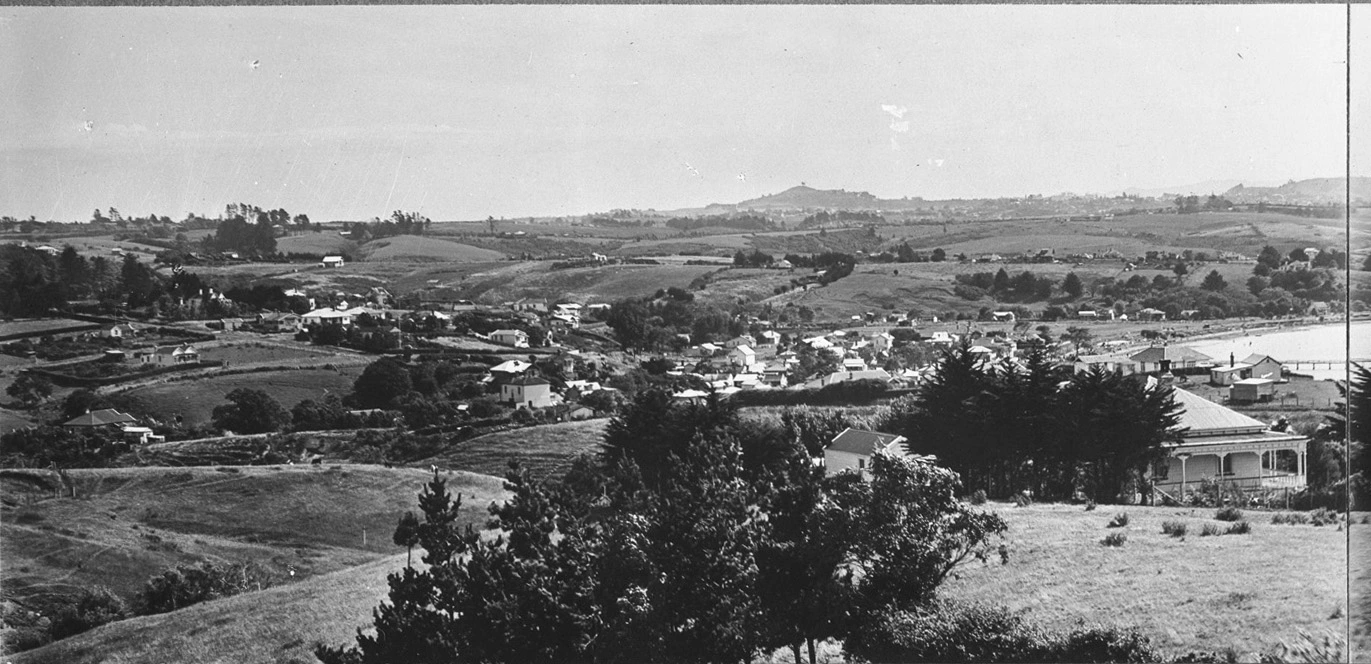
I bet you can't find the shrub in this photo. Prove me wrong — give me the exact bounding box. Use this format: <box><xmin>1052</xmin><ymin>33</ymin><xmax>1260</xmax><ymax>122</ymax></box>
<box><xmin>47</xmin><ymin>586</ymin><xmax>128</xmax><ymax>640</ymax></box>
<box><xmin>1225</xmin><ymin>521</ymin><xmax>1251</xmax><ymax>535</ymax></box>
<box><xmin>1084</xmin><ymin>499</ymin><xmax>1097</xmax><ymax>512</ymax></box>
<box><xmin>1259</xmin><ymin>629</ymin><xmax>1345</xmax><ymax>663</ymax></box>
<box><xmin>1214</xmin><ymin>506</ymin><xmax>1244</xmax><ymax>522</ymax></box>
<box><xmin>1309</xmin><ymin>507</ymin><xmax>1340</xmax><ymax>526</ymax></box>
<box><xmin>1106</xmin><ymin>512</ymin><xmax>1129</xmax><ymax>528</ymax></box>
<box><xmin>1101</xmin><ymin>532</ymin><xmax>1127</xmax><ymax>547</ymax></box>
<box><xmin>1271</xmin><ymin>511</ymin><xmax>1310</xmax><ymax>525</ymax></box>
<box><xmin>1162</xmin><ymin>520</ymin><xmax>1188</xmax><ymax>537</ymax></box>
<box><xmin>1199</xmin><ymin>523</ymin><xmax>1222</xmax><ymax>537</ymax></box>
<box><xmin>1012</xmin><ymin>491</ymin><xmax>1032</xmax><ymax>507</ymax></box>
<box><xmin>969</xmin><ymin>489</ymin><xmax>987</xmax><ymax>505</ymax></box>
<box><xmin>136</xmin><ymin>561</ymin><xmax>276</xmax><ymax>615</ymax></box>
<box><xmin>844</xmin><ymin>600</ymin><xmax>1163</xmax><ymax>663</ymax></box>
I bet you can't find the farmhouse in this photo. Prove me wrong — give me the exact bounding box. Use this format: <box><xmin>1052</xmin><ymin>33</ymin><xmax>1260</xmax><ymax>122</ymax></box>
<box><xmin>500</xmin><ymin>375</ymin><xmax>556</xmax><ymax>408</ymax></box>
<box><xmin>1241</xmin><ymin>354</ymin><xmax>1284</xmax><ymax>382</ymax></box>
<box><xmin>105</xmin><ymin>323</ymin><xmax>138</xmax><ymax>339</ymax></box>
<box><xmin>257</xmin><ymin>311</ymin><xmax>303</xmax><ymax>333</ymax></box>
<box><xmin>140</xmin><ymin>344</ymin><xmax>200</xmax><ymax>366</ymax></box>
<box><xmin>1209</xmin><ymin>363</ymin><xmax>1252</xmax><ymax>386</ymax></box>
<box><xmin>824</xmin><ymin>428</ymin><xmax>922</xmax><ymax>478</ymax></box>
<box><xmin>319</xmin><ymin>255</ymin><xmax>345</xmax><ymax>268</ymax></box>
<box><xmin>1128</xmin><ymin>345</ymin><xmax>1213</xmax><ymax>374</ymax></box>
<box><xmin>63</xmin><ymin>408</ymin><xmax>138</xmax><ymax>429</ymax></box>
<box><xmin>486</xmin><ymin>359</ymin><xmax>534</xmax><ymax>384</ymax></box>
<box><xmin>1136</xmin><ymin>307</ymin><xmax>1167</xmax><ymax>322</ymax></box>
<box><xmin>1151</xmin><ymin>388</ymin><xmax>1307</xmax><ymax>501</ymax></box>
<box><xmin>869</xmin><ymin>331</ymin><xmax>894</xmax><ymax>354</ymax></box>
<box><xmin>489</xmin><ymin>329</ymin><xmax>530</xmax><ymax>348</ymax></box>
<box><xmin>991</xmin><ymin>311</ymin><xmax>1016</xmax><ymax>322</ymax></box>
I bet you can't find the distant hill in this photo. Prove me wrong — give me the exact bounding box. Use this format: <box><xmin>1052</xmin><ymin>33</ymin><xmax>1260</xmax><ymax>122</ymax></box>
<box><xmin>1223</xmin><ymin>177</ymin><xmax>1371</xmax><ymax>205</ymax></box>
<box><xmin>709</xmin><ymin>185</ymin><xmax>926</xmax><ymax>211</ymax></box>
<box><xmin>1118</xmin><ymin>179</ymin><xmax>1281</xmax><ymax>198</ymax></box>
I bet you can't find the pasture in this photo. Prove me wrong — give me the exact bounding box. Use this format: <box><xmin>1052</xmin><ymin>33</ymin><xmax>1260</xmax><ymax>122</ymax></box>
<box><xmin>0</xmin><ymin>465</ymin><xmax>507</xmax><ymax>619</ymax></box>
<box><xmin>941</xmin><ymin>502</ymin><xmax>1353</xmax><ymax>660</ymax></box>
<box><xmin>119</xmin><ymin>367</ymin><xmax>364</xmax><ymax>425</ymax></box>
<box><xmin>274</xmin><ymin>232</ymin><xmax>356</xmax><ymax>256</ymax></box>
<box><xmin>417</xmin><ymin>418</ymin><xmax>608</xmax><ymax>479</ymax></box>
<box><xmin>358</xmin><ymin>235</ymin><xmax>507</xmax><ymax>262</ymax></box>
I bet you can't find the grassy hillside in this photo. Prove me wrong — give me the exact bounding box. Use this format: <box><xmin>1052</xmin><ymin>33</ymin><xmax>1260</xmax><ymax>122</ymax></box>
<box><xmin>1</xmin><ymin>465</ymin><xmax>506</xmax><ymax>626</ymax></box>
<box><xmin>119</xmin><ymin>367</ymin><xmax>365</xmax><ymax>426</ymax></box>
<box><xmin>941</xmin><ymin>502</ymin><xmax>1354</xmax><ymax>659</ymax></box>
<box><xmin>418</xmin><ymin>418</ymin><xmax>608</xmax><ymax>479</ymax></box>
<box><xmin>12</xmin><ymin>552</ymin><xmax>408</xmax><ymax>664</ymax></box>
<box><xmin>358</xmin><ymin>235</ymin><xmax>507</xmax><ymax>262</ymax></box>
<box><xmin>20</xmin><ymin>496</ymin><xmax>1360</xmax><ymax>663</ymax></box>
<box><xmin>275</xmin><ymin>232</ymin><xmax>357</xmax><ymax>257</ymax></box>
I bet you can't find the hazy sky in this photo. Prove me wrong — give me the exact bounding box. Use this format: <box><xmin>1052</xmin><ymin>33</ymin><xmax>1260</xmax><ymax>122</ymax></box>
<box><xmin>1</xmin><ymin>5</ymin><xmax>1364</xmax><ymax>221</ymax></box>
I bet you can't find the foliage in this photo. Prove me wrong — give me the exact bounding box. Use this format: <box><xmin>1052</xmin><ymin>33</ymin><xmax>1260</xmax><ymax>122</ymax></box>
<box><xmin>321</xmin><ymin>395</ymin><xmax>1006</xmax><ymax>664</ymax></box>
<box><xmin>0</xmin><ymin>425</ymin><xmax>124</xmax><ymax>468</ymax></box>
<box><xmin>883</xmin><ymin>342</ymin><xmax>1181</xmax><ymax>503</ymax></box>
<box><xmin>136</xmin><ymin>561</ymin><xmax>276</xmax><ymax>615</ymax></box>
<box><xmin>211</xmin><ymin>388</ymin><xmax>291</xmax><ymax>434</ymax></box>
<box><xmin>969</xmin><ymin>489</ymin><xmax>987</xmax><ymax>505</ymax></box>
<box><xmin>1225</xmin><ymin>521</ymin><xmax>1251</xmax><ymax>535</ymax></box>
<box><xmin>352</xmin><ymin>358</ymin><xmax>414</xmax><ymax>409</ymax></box>
<box><xmin>1101</xmin><ymin>532</ymin><xmax>1127</xmax><ymax>547</ymax></box>
<box><xmin>1161</xmin><ymin>520</ymin><xmax>1188</xmax><ymax>537</ymax></box>
<box><xmin>1106</xmin><ymin>512</ymin><xmax>1129</xmax><ymax>528</ymax></box>
<box><xmin>844</xmin><ymin>599</ymin><xmax>1162</xmax><ymax>664</ymax></box>
<box><xmin>1270</xmin><ymin>511</ymin><xmax>1310</xmax><ymax>525</ymax></box>
<box><xmin>47</xmin><ymin>586</ymin><xmax>129</xmax><ymax>641</ymax></box>
<box><xmin>1199</xmin><ymin>523</ymin><xmax>1222</xmax><ymax>537</ymax></box>
<box><xmin>1214</xmin><ymin>506</ymin><xmax>1243</xmax><ymax>522</ymax></box>
<box><xmin>6</xmin><ymin>372</ymin><xmax>54</xmax><ymax>406</ymax></box>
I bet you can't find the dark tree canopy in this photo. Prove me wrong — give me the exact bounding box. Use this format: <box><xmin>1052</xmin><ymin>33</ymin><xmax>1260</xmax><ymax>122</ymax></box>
<box><xmin>211</xmin><ymin>388</ymin><xmax>290</xmax><ymax>434</ymax></box>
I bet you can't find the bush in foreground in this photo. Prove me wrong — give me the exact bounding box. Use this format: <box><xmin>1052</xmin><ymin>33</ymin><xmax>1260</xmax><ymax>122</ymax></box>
<box><xmin>1106</xmin><ymin>512</ymin><xmax>1129</xmax><ymax>528</ymax></box>
<box><xmin>136</xmin><ymin>561</ymin><xmax>276</xmax><ymax>615</ymax></box>
<box><xmin>1225</xmin><ymin>521</ymin><xmax>1251</xmax><ymax>535</ymax></box>
<box><xmin>1214</xmin><ymin>506</ymin><xmax>1243</xmax><ymax>522</ymax></box>
<box><xmin>1162</xmin><ymin>520</ymin><xmax>1188</xmax><ymax>537</ymax></box>
<box><xmin>1101</xmin><ymin>532</ymin><xmax>1127</xmax><ymax>547</ymax></box>
<box><xmin>843</xmin><ymin>599</ymin><xmax>1163</xmax><ymax>663</ymax></box>
<box><xmin>46</xmin><ymin>586</ymin><xmax>128</xmax><ymax>641</ymax></box>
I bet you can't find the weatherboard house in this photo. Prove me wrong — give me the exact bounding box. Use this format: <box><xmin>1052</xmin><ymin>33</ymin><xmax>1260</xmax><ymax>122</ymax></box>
<box><xmin>500</xmin><ymin>375</ymin><xmax>556</xmax><ymax>409</ymax></box>
<box><xmin>824</xmin><ymin>428</ymin><xmax>936</xmax><ymax>479</ymax></box>
<box><xmin>1150</xmin><ymin>388</ymin><xmax>1307</xmax><ymax>500</ymax></box>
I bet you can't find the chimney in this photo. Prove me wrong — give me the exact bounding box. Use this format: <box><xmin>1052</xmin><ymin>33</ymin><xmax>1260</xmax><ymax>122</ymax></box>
<box><xmin>1230</xmin><ymin>352</ymin><xmax>1235</xmax><ymax>368</ymax></box>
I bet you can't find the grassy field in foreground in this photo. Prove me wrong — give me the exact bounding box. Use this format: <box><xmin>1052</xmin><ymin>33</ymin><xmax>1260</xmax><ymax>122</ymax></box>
<box><xmin>12</xmin><ymin>552</ymin><xmax>410</xmax><ymax>664</ymax></box>
<box><xmin>119</xmin><ymin>367</ymin><xmax>364</xmax><ymax>425</ymax></box>
<box><xmin>941</xmin><ymin>502</ymin><xmax>1354</xmax><ymax>660</ymax></box>
<box><xmin>0</xmin><ymin>464</ymin><xmax>507</xmax><ymax>649</ymax></box>
<box><xmin>418</xmin><ymin>418</ymin><xmax>608</xmax><ymax>479</ymax></box>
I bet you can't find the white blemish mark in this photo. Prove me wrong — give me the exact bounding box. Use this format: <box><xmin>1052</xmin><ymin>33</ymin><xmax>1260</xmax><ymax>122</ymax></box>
<box><xmin>890</xmin><ymin>136</ymin><xmax>901</xmax><ymax>151</ymax></box>
<box><xmin>737</xmin><ymin>173</ymin><xmax>747</xmax><ymax>182</ymax></box>
<box><xmin>683</xmin><ymin>162</ymin><xmax>700</xmax><ymax>177</ymax></box>
<box><xmin>250</xmin><ymin>59</ymin><xmax>260</xmax><ymax>70</ymax></box>
<box><xmin>82</xmin><ymin>120</ymin><xmax>94</xmax><ymax>132</ymax></box>
<box><xmin>881</xmin><ymin>104</ymin><xmax>907</xmax><ymax>119</ymax></box>
<box><xmin>927</xmin><ymin>158</ymin><xmax>945</xmax><ymax>167</ymax></box>
<box><xmin>889</xmin><ymin>120</ymin><xmax>910</xmax><ymax>133</ymax></box>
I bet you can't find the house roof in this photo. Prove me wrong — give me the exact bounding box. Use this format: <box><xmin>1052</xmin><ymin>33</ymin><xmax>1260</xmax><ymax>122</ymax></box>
<box><xmin>1211</xmin><ymin>364</ymin><xmax>1252</xmax><ymax>374</ymax></box>
<box><xmin>1172</xmin><ymin>388</ymin><xmax>1267</xmax><ymax>436</ymax></box>
<box><xmin>505</xmin><ymin>375</ymin><xmax>550</xmax><ymax>386</ymax></box>
<box><xmin>490</xmin><ymin>359</ymin><xmax>533</xmax><ymax>374</ymax></box>
<box><xmin>1129</xmin><ymin>346</ymin><xmax>1213</xmax><ymax>364</ymax></box>
<box><xmin>1242</xmin><ymin>353</ymin><xmax>1281</xmax><ymax>365</ymax></box>
<box><xmin>491</xmin><ymin>329</ymin><xmax>527</xmax><ymax>337</ymax></box>
<box><xmin>829</xmin><ymin>428</ymin><xmax>906</xmax><ymax>455</ymax></box>
<box><xmin>154</xmin><ymin>344</ymin><xmax>196</xmax><ymax>355</ymax></box>
<box><xmin>1233</xmin><ymin>378</ymin><xmax>1275</xmax><ymax>386</ymax></box>
<box><xmin>64</xmin><ymin>408</ymin><xmax>137</xmax><ymax>427</ymax></box>
<box><xmin>732</xmin><ymin>345</ymin><xmax>755</xmax><ymax>355</ymax></box>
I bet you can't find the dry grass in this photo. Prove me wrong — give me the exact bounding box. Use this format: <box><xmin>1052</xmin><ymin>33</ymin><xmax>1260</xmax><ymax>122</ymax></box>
<box><xmin>941</xmin><ymin>502</ymin><xmax>1350</xmax><ymax>659</ymax></box>
<box><xmin>275</xmin><ymin>232</ymin><xmax>357</xmax><ymax>256</ymax></box>
<box><xmin>418</xmin><ymin>419</ymin><xmax>609</xmax><ymax>480</ymax></box>
<box><xmin>0</xmin><ymin>465</ymin><xmax>507</xmax><ymax>622</ymax></box>
<box><xmin>11</xmin><ymin>552</ymin><xmax>410</xmax><ymax>664</ymax></box>
<box><xmin>120</xmin><ymin>367</ymin><xmax>364</xmax><ymax>425</ymax></box>
<box><xmin>358</xmin><ymin>235</ymin><xmax>506</xmax><ymax>262</ymax></box>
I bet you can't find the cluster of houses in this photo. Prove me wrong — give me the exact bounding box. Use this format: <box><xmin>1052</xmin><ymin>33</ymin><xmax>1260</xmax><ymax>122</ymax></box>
<box><xmin>1075</xmin><ymin>344</ymin><xmax>1285</xmax><ymax>404</ymax></box>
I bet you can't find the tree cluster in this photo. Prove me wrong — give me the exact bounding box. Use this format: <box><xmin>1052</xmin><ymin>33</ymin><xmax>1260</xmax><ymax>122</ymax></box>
<box><xmin>954</xmin><ymin>269</ymin><xmax>1056</xmax><ymax>302</ymax></box>
<box><xmin>665</xmin><ymin>213</ymin><xmax>776</xmax><ymax>232</ymax></box>
<box><xmin>318</xmin><ymin>392</ymin><xmax>1006</xmax><ymax>664</ymax></box>
<box><xmin>882</xmin><ymin>343</ymin><xmax>1183</xmax><ymax>503</ymax></box>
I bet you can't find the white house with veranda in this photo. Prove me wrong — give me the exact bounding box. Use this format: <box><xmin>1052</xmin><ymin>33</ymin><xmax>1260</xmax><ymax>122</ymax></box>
<box><xmin>1150</xmin><ymin>388</ymin><xmax>1307</xmax><ymax>501</ymax></box>
<box><xmin>824</xmin><ymin>428</ymin><xmax>908</xmax><ymax>478</ymax></box>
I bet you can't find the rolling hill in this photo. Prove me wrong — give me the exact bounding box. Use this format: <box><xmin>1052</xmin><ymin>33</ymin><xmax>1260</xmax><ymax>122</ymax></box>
<box><xmin>0</xmin><ymin>465</ymin><xmax>507</xmax><ymax>638</ymax></box>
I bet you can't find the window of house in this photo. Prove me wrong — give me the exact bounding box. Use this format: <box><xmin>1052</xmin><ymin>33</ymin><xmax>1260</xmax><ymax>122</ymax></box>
<box><xmin>858</xmin><ymin>458</ymin><xmax>865</xmax><ymax>470</ymax></box>
<box><xmin>1221</xmin><ymin>455</ymin><xmax>1234</xmax><ymax>476</ymax></box>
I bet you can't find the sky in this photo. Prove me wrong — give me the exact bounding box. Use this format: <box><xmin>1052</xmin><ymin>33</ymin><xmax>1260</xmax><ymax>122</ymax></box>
<box><xmin>1</xmin><ymin>5</ymin><xmax>1364</xmax><ymax>222</ymax></box>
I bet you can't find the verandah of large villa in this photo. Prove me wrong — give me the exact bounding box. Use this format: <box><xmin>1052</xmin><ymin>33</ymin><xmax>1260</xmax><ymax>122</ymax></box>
<box><xmin>1150</xmin><ymin>388</ymin><xmax>1307</xmax><ymax>500</ymax></box>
